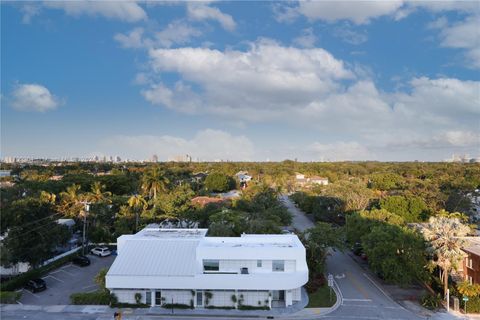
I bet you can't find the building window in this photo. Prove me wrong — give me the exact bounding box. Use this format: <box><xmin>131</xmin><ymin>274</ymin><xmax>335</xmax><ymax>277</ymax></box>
<box><xmin>257</xmin><ymin>260</ymin><xmax>262</xmax><ymax>268</ymax></box>
<box><xmin>203</xmin><ymin>260</ymin><xmax>220</xmax><ymax>271</ymax></box>
<box><xmin>272</xmin><ymin>260</ymin><xmax>284</xmax><ymax>272</ymax></box>
<box><xmin>155</xmin><ymin>291</ymin><xmax>162</xmax><ymax>305</ymax></box>
<box><xmin>196</xmin><ymin>291</ymin><xmax>203</xmax><ymax>306</ymax></box>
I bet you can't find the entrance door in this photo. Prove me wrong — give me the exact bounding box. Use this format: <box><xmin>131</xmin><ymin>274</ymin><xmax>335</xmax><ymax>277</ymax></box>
<box><xmin>272</xmin><ymin>290</ymin><xmax>284</xmax><ymax>301</ymax></box>
<box><xmin>196</xmin><ymin>291</ymin><xmax>203</xmax><ymax>307</ymax></box>
<box><xmin>146</xmin><ymin>291</ymin><xmax>152</xmax><ymax>306</ymax></box>
<box><xmin>155</xmin><ymin>291</ymin><xmax>162</xmax><ymax>306</ymax></box>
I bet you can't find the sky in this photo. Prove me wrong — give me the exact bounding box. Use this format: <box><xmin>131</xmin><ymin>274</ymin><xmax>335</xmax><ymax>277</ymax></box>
<box><xmin>1</xmin><ymin>0</ymin><xmax>479</xmax><ymax>162</ymax></box>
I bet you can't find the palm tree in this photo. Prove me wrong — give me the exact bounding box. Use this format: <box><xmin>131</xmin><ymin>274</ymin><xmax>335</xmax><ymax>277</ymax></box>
<box><xmin>141</xmin><ymin>166</ymin><xmax>169</xmax><ymax>202</ymax></box>
<box><xmin>128</xmin><ymin>194</ymin><xmax>147</xmax><ymax>232</ymax></box>
<box><xmin>58</xmin><ymin>184</ymin><xmax>84</xmax><ymax>217</ymax></box>
<box><xmin>87</xmin><ymin>181</ymin><xmax>112</xmax><ymax>204</ymax></box>
<box><xmin>422</xmin><ymin>216</ymin><xmax>471</xmax><ymax>297</ymax></box>
<box><xmin>59</xmin><ymin>184</ymin><xmax>89</xmax><ymax>254</ymax></box>
<box><xmin>85</xmin><ymin>181</ymin><xmax>112</xmax><ymax>229</ymax></box>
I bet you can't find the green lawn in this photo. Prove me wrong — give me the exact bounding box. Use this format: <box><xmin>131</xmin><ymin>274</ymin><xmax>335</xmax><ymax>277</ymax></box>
<box><xmin>307</xmin><ymin>285</ymin><xmax>337</xmax><ymax>308</ymax></box>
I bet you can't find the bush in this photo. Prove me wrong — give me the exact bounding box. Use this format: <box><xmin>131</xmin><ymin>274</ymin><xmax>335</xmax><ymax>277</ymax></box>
<box><xmin>134</xmin><ymin>292</ymin><xmax>142</xmax><ymax>304</ymax></box>
<box><xmin>162</xmin><ymin>303</ymin><xmax>192</xmax><ymax>309</ymax></box>
<box><xmin>238</xmin><ymin>305</ymin><xmax>270</xmax><ymax>310</ymax></box>
<box><xmin>112</xmin><ymin>302</ymin><xmax>149</xmax><ymax>308</ymax></box>
<box><xmin>70</xmin><ymin>290</ymin><xmax>115</xmax><ymax>305</ymax></box>
<box><xmin>465</xmin><ymin>296</ymin><xmax>480</xmax><ymax>313</ymax></box>
<box><xmin>205</xmin><ymin>306</ymin><xmax>235</xmax><ymax>309</ymax></box>
<box><xmin>0</xmin><ymin>291</ymin><xmax>22</xmax><ymax>304</ymax></box>
<box><xmin>305</xmin><ymin>273</ymin><xmax>326</xmax><ymax>294</ymax></box>
<box><xmin>421</xmin><ymin>293</ymin><xmax>442</xmax><ymax>310</ymax></box>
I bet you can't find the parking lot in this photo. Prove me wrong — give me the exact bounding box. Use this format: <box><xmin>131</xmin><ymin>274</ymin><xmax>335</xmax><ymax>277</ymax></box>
<box><xmin>19</xmin><ymin>254</ymin><xmax>115</xmax><ymax>305</ymax></box>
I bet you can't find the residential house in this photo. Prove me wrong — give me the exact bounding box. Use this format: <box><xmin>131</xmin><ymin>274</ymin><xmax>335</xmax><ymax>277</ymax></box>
<box><xmin>106</xmin><ymin>227</ymin><xmax>308</xmax><ymax>308</ymax></box>
<box><xmin>191</xmin><ymin>196</ymin><xmax>224</xmax><ymax>207</ymax></box>
<box><xmin>295</xmin><ymin>173</ymin><xmax>329</xmax><ymax>188</ymax></box>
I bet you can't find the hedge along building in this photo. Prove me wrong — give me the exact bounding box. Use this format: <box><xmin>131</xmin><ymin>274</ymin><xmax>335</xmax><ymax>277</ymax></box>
<box><xmin>105</xmin><ymin>226</ymin><xmax>308</xmax><ymax>309</ymax></box>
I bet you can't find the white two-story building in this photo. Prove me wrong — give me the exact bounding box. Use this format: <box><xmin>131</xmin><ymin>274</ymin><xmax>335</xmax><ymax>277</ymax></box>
<box><xmin>106</xmin><ymin>226</ymin><xmax>308</xmax><ymax>309</ymax></box>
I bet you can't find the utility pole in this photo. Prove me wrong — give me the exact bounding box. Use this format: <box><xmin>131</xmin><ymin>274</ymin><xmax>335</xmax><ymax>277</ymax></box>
<box><xmin>81</xmin><ymin>202</ymin><xmax>91</xmax><ymax>255</ymax></box>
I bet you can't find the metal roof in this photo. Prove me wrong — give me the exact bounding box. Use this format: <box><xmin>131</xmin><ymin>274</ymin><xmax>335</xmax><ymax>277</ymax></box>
<box><xmin>107</xmin><ymin>239</ymin><xmax>198</xmax><ymax>277</ymax></box>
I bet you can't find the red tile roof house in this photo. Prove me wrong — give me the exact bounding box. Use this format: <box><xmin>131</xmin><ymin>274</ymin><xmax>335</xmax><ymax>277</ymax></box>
<box><xmin>191</xmin><ymin>196</ymin><xmax>224</xmax><ymax>208</ymax></box>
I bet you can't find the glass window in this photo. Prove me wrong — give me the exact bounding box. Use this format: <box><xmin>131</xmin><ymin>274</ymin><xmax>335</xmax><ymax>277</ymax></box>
<box><xmin>203</xmin><ymin>260</ymin><xmax>219</xmax><ymax>271</ymax></box>
<box><xmin>196</xmin><ymin>291</ymin><xmax>203</xmax><ymax>306</ymax></box>
<box><xmin>257</xmin><ymin>260</ymin><xmax>262</xmax><ymax>267</ymax></box>
<box><xmin>146</xmin><ymin>291</ymin><xmax>152</xmax><ymax>305</ymax></box>
<box><xmin>155</xmin><ymin>291</ymin><xmax>162</xmax><ymax>305</ymax></box>
<box><xmin>272</xmin><ymin>260</ymin><xmax>284</xmax><ymax>272</ymax></box>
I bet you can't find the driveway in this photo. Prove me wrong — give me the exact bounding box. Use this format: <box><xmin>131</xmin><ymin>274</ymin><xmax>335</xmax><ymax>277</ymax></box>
<box><xmin>19</xmin><ymin>254</ymin><xmax>115</xmax><ymax>305</ymax></box>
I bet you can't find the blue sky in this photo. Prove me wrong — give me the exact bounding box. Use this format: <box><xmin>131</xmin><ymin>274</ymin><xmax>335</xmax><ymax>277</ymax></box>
<box><xmin>1</xmin><ymin>1</ymin><xmax>479</xmax><ymax>161</ymax></box>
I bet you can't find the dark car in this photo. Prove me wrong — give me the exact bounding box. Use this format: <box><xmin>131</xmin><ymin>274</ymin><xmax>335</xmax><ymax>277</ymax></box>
<box><xmin>25</xmin><ymin>278</ymin><xmax>46</xmax><ymax>293</ymax></box>
<box><xmin>72</xmin><ymin>255</ymin><xmax>91</xmax><ymax>267</ymax></box>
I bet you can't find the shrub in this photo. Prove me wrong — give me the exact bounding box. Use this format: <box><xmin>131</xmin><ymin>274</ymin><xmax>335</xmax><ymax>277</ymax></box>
<box><xmin>70</xmin><ymin>290</ymin><xmax>114</xmax><ymax>305</ymax></box>
<box><xmin>112</xmin><ymin>302</ymin><xmax>149</xmax><ymax>308</ymax></box>
<box><xmin>305</xmin><ymin>274</ymin><xmax>326</xmax><ymax>293</ymax></box>
<box><xmin>134</xmin><ymin>292</ymin><xmax>142</xmax><ymax>304</ymax></box>
<box><xmin>0</xmin><ymin>291</ymin><xmax>22</xmax><ymax>304</ymax></box>
<box><xmin>231</xmin><ymin>294</ymin><xmax>237</xmax><ymax>303</ymax></box>
<box><xmin>162</xmin><ymin>303</ymin><xmax>192</xmax><ymax>309</ymax></box>
<box><xmin>205</xmin><ymin>306</ymin><xmax>235</xmax><ymax>309</ymax></box>
<box><xmin>238</xmin><ymin>305</ymin><xmax>270</xmax><ymax>310</ymax></box>
<box><xmin>466</xmin><ymin>296</ymin><xmax>480</xmax><ymax>313</ymax></box>
<box><xmin>421</xmin><ymin>293</ymin><xmax>442</xmax><ymax>310</ymax></box>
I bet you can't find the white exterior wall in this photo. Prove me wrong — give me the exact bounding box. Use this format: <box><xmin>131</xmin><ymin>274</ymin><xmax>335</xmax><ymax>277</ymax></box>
<box><xmin>111</xmin><ymin>289</ymin><xmax>146</xmax><ymax>304</ymax></box>
<box><xmin>292</xmin><ymin>287</ymin><xmax>301</xmax><ymax>301</ymax></box>
<box><xmin>162</xmin><ymin>289</ymin><xmax>193</xmax><ymax>306</ymax></box>
<box><xmin>238</xmin><ymin>290</ymin><xmax>270</xmax><ymax>307</ymax></box>
<box><xmin>218</xmin><ymin>259</ymin><xmax>295</xmax><ymax>273</ymax></box>
<box><xmin>206</xmin><ymin>290</ymin><xmax>236</xmax><ymax>307</ymax></box>
<box><xmin>285</xmin><ymin>290</ymin><xmax>293</xmax><ymax>306</ymax></box>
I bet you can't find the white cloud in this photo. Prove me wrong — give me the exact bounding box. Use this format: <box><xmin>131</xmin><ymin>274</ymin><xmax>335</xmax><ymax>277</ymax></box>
<box><xmin>155</xmin><ymin>20</ymin><xmax>203</xmax><ymax>48</ymax></box>
<box><xmin>186</xmin><ymin>2</ymin><xmax>236</xmax><ymax>31</ymax></box>
<box><xmin>308</xmin><ymin>141</ymin><xmax>372</xmax><ymax>161</ymax></box>
<box><xmin>20</xmin><ymin>3</ymin><xmax>41</xmax><ymax>24</ymax></box>
<box><xmin>436</xmin><ymin>15</ymin><xmax>480</xmax><ymax>69</ymax></box>
<box><xmin>145</xmin><ymin>40</ymin><xmax>353</xmax><ymax>120</ymax></box>
<box><xmin>294</xmin><ymin>0</ymin><xmax>404</xmax><ymax>24</ymax></box>
<box><xmin>293</xmin><ymin>28</ymin><xmax>317</xmax><ymax>48</ymax></box>
<box><xmin>274</xmin><ymin>1</ymin><xmax>479</xmax><ymax>25</ymax></box>
<box><xmin>114</xmin><ymin>21</ymin><xmax>202</xmax><ymax>49</ymax></box>
<box><xmin>333</xmin><ymin>25</ymin><xmax>368</xmax><ymax>45</ymax></box>
<box><xmin>101</xmin><ymin>129</ymin><xmax>254</xmax><ymax>161</ymax></box>
<box><xmin>44</xmin><ymin>1</ymin><xmax>147</xmax><ymax>22</ymax></box>
<box><xmin>10</xmin><ymin>83</ymin><xmax>62</xmax><ymax>112</ymax></box>
<box><xmin>114</xmin><ymin>27</ymin><xmax>146</xmax><ymax>49</ymax></box>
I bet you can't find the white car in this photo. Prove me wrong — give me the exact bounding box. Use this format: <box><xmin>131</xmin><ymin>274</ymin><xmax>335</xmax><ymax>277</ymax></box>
<box><xmin>90</xmin><ymin>246</ymin><xmax>111</xmax><ymax>257</ymax></box>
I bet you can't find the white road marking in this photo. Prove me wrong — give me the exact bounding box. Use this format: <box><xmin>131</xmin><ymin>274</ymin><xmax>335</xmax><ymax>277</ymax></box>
<box><xmin>50</xmin><ymin>268</ymin><xmax>75</xmax><ymax>276</ymax></box>
<box><xmin>82</xmin><ymin>284</ymin><xmax>97</xmax><ymax>289</ymax></box>
<box><xmin>343</xmin><ymin>298</ymin><xmax>372</xmax><ymax>302</ymax></box>
<box><xmin>22</xmin><ymin>290</ymin><xmax>39</xmax><ymax>298</ymax></box>
<box><xmin>43</xmin><ymin>275</ymin><xmax>65</xmax><ymax>283</ymax></box>
<box><xmin>362</xmin><ymin>273</ymin><xmax>406</xmax><ymax>310</ymax></box>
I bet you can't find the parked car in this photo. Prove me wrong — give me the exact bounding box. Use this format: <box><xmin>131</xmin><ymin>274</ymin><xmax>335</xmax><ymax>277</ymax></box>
<box><xmin>90</xmin><ymin>246</ymin><xmax>111</xmax><ymax>257</ymax></box>
<box><xmin>72</xmin><ymin>255</ymin><xmax>91</xmax><ymax>266</ymax></box>
<box><xmin>352</xmin><ymin>242</ymin><xmax>363</xmax><ymax>256</ymax></box>
<box><xmin>25</xmin><ymin>278</ymin><xmax>46</xmax><ymax>293</ymax></box>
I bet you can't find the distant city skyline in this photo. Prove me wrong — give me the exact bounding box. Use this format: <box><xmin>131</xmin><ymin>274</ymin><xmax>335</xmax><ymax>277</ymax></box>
<box><xmin>1</xmin><ymin>1</ymin><xmax>479</xmax><ymax>161</ymax></box>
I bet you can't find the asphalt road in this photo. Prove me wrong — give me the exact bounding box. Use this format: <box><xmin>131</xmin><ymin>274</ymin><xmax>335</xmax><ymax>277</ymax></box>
<box><xmin>280</xmin><ymin>195</ymin><xmax>462</xmax><ymax>320</ymax></box>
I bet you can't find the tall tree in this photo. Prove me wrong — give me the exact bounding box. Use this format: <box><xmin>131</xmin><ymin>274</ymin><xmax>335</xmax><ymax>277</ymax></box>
<box><xmin>421</xmin><ymin>216</ymin><xmax>471</xmax><ymax>297</ymax></box>
<box><xmin>141</xmin><ymin>166</ymin><xmax>169</xmax><ymax>201</ymax></box>
<box><xmin>128</xmin><ymin>194</ymin><xmax>147</xmax><ymax>232</ymax></box>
